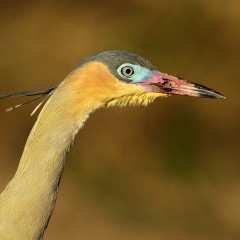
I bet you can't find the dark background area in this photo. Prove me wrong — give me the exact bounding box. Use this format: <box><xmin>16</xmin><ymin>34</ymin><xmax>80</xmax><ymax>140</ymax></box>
<box><xmin>0</xmin><ymin>0</ymin><xmax>239</xmax><ymax>239</ymax></box>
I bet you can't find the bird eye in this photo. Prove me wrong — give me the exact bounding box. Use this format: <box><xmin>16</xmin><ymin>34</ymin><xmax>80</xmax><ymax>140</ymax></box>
<box><xmin>120</xmin><ymin>66</ymin><xmax>134</xmax><ymax>77</ymax></box>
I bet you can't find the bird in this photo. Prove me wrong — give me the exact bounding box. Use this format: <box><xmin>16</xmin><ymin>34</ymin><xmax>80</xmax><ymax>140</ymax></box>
<box><xmin>0</xmin><ymin>50</ymin><xmax>225</xmax><ymax>239</ymax></box>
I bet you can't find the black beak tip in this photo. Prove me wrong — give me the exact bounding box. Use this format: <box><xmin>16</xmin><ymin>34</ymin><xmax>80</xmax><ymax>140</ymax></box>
<box><xmin>200</xmin><ymin>91</ymin><xmax>226</xmax><ymax>99</ymax></box>
<box><xmin>193</xmin><ymin>83</ymin><xmax>226</xmax><ymax>99</ymax></box>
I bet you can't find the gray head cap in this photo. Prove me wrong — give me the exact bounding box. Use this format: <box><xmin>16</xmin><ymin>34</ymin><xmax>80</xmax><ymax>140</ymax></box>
<box><xmin>76</xmin><ymin>50</ymin><xmax>157</xmax><ymax>80</ymax></box>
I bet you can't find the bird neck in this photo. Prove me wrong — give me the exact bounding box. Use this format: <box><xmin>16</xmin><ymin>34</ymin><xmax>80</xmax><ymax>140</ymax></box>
<box><xmin>0</xmin><ymin>69</ymin><xmax>104</xmax><ymax>239</ymax></box>
<box><xmin>0</xmin><ymin>62</ymin><xmax>159</xmax><ymax>239</ymax></box>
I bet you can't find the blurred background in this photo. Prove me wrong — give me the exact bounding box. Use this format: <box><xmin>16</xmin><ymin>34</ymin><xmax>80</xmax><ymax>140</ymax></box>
<box><xmin>0</xmin><ymin>0</ymin><xmax>239</xmax><ymax>239</ymax></box>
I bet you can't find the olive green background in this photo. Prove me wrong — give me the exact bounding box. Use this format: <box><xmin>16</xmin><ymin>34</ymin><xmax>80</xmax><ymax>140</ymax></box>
<box><xmin>0</xmin><ymin>1</ymin><xmax>239</xmax><ymax>239</ymax></box>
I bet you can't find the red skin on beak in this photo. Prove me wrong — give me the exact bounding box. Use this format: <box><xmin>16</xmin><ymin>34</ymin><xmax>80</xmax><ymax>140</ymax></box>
<box><xmin>140</xmin><ymin>71</ymin><xmax>225</xmax><ymax>99</ymax></box>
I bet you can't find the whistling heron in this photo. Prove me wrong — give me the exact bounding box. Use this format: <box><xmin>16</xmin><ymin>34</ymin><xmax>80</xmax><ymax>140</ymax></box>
<box><xmin>0</xmin><ymin>50</ymin><xmax>225</xmax><ymax>239</ymax></box>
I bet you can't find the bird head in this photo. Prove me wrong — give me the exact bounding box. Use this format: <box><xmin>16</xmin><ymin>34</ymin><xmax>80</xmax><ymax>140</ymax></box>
<box><xmin>69</xmin><ymin>50</ymin><xmax>225</xmax><ymax>108</ymax></box>
<box><xmin>1</xmin><ymin>50</ymin><xmax>225</xmax><ymax>114</ymax></box>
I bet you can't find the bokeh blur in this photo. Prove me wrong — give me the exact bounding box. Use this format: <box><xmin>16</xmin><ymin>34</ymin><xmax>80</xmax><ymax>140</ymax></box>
<box><xmin>0</xmin><ymin>0</ymin><xmax>239</xmax><ymax>239</ymax></box>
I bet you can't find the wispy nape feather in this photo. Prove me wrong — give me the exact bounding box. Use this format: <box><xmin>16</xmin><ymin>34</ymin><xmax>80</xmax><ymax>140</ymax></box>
<box><xmin>0</xmin><ymin>87</ymin><xmax>57</xmax><ymax>115</ymax></box>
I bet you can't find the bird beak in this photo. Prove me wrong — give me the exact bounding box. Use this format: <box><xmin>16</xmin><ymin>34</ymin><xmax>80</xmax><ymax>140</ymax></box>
<box><xmin>140</xmin><ymin>71</ymin><xmax>225</xmax><ymax>99</ymax></box>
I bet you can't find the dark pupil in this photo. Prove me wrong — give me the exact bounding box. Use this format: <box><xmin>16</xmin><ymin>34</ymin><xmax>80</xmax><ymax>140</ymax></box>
<box><xmin>122</xmin><ymin>67</ymin><xmax>133</xmax><ymax>76</ymax></box>
<box><xmin>125</xmin><ymin>68</ymin><xmax>131</xmax><ymax>74</ymax></box>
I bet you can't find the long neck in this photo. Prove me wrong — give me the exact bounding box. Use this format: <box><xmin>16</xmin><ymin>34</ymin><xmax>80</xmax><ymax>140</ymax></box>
<box><xmin>0</xmin><ymin>69</ymin><xmax>103</xmax><ymax>239</ymax></box>
<box><xmin>0</xmin><ymin>62</ymin><xmax>153</xmax><ymax>240</ymax></box>
<box><xmin>0</xmin><ymin>115</ymin><xmax>83</xmax><ymax>239</ymax></box>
